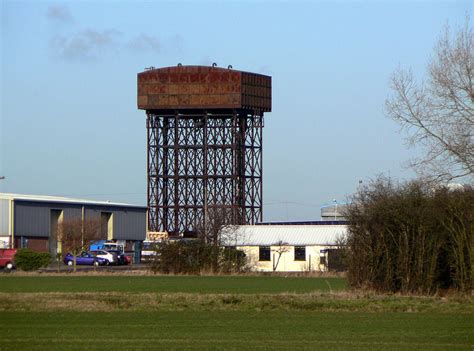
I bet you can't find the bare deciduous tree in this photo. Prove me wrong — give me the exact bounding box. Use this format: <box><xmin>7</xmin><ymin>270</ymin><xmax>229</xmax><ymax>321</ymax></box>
<box><xmin>386</xmin><ymin>18</ymin><xmax>473</xmax><ymax>182</ymax></box>
<box><xmin>57</xmin><ymin>218</ymin><xmax>101</xmax><ymax>272</ymax></box>
<box><xmin>272</xmin><ymin>241</ymin><xmax>289</xmax><ymax>272</ymax></box>
<box><xmin>196</xmin><ymin>207</ymin><xmax>236</xmax><ymax>247</ymax></box>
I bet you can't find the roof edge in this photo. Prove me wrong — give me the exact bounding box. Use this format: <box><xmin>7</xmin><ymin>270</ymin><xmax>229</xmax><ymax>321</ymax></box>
<box><xmin>0</xmin><ymin>193</ymin><xmax>147</xmax><ymax>209</ymax></box>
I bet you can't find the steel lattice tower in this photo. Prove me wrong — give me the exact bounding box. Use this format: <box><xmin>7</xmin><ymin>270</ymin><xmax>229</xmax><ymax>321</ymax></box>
<box><xmin>138</xmin><ymin>65</ymin><xmax>271</xmax><ymax>234</ymax></box>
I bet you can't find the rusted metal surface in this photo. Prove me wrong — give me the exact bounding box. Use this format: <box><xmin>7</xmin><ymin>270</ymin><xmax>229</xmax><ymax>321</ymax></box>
<box><xmin>140</xmin><ymin>65</ymin><xmax>271</xmax><ymax>234</ymax></box>
<box><xmin>138</xmin><ymin>65</ymin><xmax>271</xmax><ymax>112</ymax></box>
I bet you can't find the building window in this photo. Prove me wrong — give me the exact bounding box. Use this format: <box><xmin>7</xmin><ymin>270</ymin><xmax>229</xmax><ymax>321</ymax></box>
<box><xmin>259</xmin><ymin>246</ymin><xmax>271</xmax><ymax>261</ymax></box>
<box><xmin>294</xmin><ymin>246</ymin><xmax>306</xmax><ymax>261</ymax></box>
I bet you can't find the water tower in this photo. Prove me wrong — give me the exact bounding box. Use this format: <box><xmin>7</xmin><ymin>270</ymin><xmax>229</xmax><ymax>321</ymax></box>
<box><xmin>137</xmin><ymin>65</ymin><xmax>271</xmax><ymax>234</ymax></box>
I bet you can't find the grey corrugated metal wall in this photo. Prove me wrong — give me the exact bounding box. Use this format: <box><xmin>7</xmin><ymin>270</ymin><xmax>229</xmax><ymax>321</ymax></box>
<box><xmin>14</xmin><ymin>201</ymin><xmax>146</xmax><ymax>240</ymax></box>
<box><xmin>15</xmin><ymin>201</ymin><xmax>82</xmax><ymax>237</ymax></box>
<box><xmin>0</xmin><ymin>199</ymin><xmax>10</xmax><ymax>236</ymax></box>
<box><xmin>112</xmin><ymin>208</ymin><xmax>146</xmax><ymax>240</ymax></box>
<box><xmin>84</xmin><ymin>207</ymin><xmax>146</xmax><ymax>240</ymax></box>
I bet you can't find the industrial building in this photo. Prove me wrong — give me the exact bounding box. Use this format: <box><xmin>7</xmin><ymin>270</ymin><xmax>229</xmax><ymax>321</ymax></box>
<box><xmin>0</xmin><ymin>193</ymin><xmax>146</xmax><ymax>261</ymax></box>
<box><xmin>223</xmin><ymin>223</ymin><xmax>347</xmax><ymax>272</ymax></box>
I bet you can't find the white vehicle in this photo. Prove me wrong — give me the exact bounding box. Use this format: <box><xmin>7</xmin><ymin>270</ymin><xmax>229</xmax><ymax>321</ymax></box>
<box><xmin>90</xmin><ymin>250</ymin><xmax>117</xmax><ymax>265</ymax></box>
<box><xmin>141</xmin><ymin>241</ymin><xmax>159</xmax><ymax>262</ymax></box>
<box><xmin>102</xmin><ymin>243</ymin><xmax>125</xmax><ymax>253</ymax></box>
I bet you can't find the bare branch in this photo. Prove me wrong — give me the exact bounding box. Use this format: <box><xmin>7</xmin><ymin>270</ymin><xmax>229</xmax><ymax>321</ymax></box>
<box><xmin>56</xmin><ymin>218</ymin><xmax>102</xmax><ymax>272</ymax></box>
<box><xmin>386</xmin><ymin>17</ymin><xmax>474</xmax><ymax>183</ymax></box>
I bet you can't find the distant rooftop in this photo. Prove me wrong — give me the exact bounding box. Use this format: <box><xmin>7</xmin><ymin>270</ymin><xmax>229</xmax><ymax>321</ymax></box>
<box><xmin>0</xmin><ymin>193</ymin><xmax>146</xmax><ymax>209</ymax></box>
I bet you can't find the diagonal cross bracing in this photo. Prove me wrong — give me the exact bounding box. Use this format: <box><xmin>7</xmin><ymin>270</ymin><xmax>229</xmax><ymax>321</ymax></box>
<box><xmin>147</xmin><ymin>110</ymin><xmax>263</xmax><ymax>234</ymax></box>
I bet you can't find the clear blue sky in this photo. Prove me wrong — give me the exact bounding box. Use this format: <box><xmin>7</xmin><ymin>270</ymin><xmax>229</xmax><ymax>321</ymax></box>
<box><xmin>1</xmin><ymin>1</ymin><xmax>472</xmax><ymax>221</ymax></box>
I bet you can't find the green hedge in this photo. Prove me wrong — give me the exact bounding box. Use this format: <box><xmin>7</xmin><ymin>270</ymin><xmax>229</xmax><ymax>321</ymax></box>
<box><xmin>14</xmin><ymin>249</ymin><xmax>51</xmax><ymax>271</ymax></box>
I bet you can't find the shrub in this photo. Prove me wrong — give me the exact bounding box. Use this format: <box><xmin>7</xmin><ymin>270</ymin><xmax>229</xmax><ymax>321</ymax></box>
<box><xmin>14</xmin><ymin>249</ymin><xmax>51</xmax><ymax>271</ymax></box>
<box><xmin>220</xmin><ymin>247</ymin><xmax>247</xmax><ymax>273</ymax></box>
<box><xmin>150</xmin><ymin>239</ymin><xmax>248</xmax><ymax>274</ymax></box>
<box><xmin>346</xmin><ymin>177</ymin><xmax>473</xmax><ymax>294</ymax></box>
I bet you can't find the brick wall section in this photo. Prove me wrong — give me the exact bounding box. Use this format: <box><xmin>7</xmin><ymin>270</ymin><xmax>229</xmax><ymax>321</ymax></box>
<box><xmin>27</xmin><ymin>238</ymin><xmax>49</xmax><ymax>252</ymax></box>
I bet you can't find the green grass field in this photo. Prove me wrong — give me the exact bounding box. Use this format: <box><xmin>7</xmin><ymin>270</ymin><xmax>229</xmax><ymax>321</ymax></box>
<box><xmin>1</xmin><ymin>274</ymin><xmax>473</xmax><ymax>350</ymax></box>
<box><xmin>0</xmin><ymin>275</ymin><xmax>347</xmax><ymax>293</ymax></box>
<box><xmin>2</xmin><ymin>311</ymin><xmax>472</xmax><ymax>350</ymax></box>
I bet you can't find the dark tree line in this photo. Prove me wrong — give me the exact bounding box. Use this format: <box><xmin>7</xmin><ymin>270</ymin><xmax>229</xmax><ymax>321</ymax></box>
<box><xmin>346</xmin><ymin>177</ymin><xmax>473</xmax><ymax>294</ymax></box>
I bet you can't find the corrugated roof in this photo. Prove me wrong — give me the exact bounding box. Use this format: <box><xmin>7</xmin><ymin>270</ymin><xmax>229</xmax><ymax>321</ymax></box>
<box><xmin>257</xmin><ymin>220</ymin><xmax>348</xmax><ymax>225</ymax></box>
<box><xmin>0</xmin><ymin>193</ymin><xmax>146</xmax><ymax>209</ymax></box>
<box><xmin>222</xmin><ymin>225</ymin><xmax>347</xmax><ymax>246</ymax></box>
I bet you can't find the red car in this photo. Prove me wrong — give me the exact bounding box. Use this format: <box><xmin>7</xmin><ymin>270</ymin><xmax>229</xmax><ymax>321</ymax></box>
<box><xmin>0</xmin><ymin>249</ymin><xmax>17</xmax><ymax>270</ymax></box>
<box><xmin>124</xmin><ymin>255</ymin><xmax>132</xmax><ymax>265</ymax></box>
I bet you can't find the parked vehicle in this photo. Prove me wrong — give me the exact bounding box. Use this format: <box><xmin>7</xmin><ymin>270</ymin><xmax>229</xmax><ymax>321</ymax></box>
<box><xmin>89</xmin><ymin>250</ymin><xmax>117</xmax><ymax>265</ymax></box>
<box><xmin>141</xmin><ymin>241</ymin><xmax>159</xmax><ymax>263</ymax></box>
<box><xmin>105</xmin><ymin>250</ymin><xmax>129</xmax><ymax>265</ymax></box>
<box><xmin>103</xmin><ymin>242</ymin><xmax>125</xmax><ymax>253</ymax></box>
<box><xmin>90</xmin><ymin>241</ymin><xmax>132</xmax><ymax>264</ymax></box>
<box><xmin>90</xmin><ymin>240</ymin><xmax>125</xmax><ymax>253</ymax></box>
<box><xmin>63</xmin><ymin>252</ymin><xmax>108</xmax><ymax>266</ymax></box>
<box><xmin>0</xmin><ymin>249</ymin><xmax>17</xmax><ymax>270</ymax></box>
<box><xmin>124</xmin><ymin>255</ymin><xmax>132</xmax><ymax>265</ymax></box>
